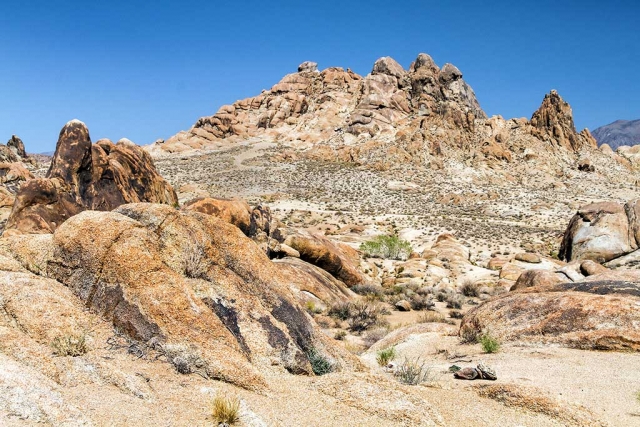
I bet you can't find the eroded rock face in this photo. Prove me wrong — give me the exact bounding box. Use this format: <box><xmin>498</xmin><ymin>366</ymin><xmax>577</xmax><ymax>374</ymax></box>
<box><xmin>560</xmin><ymin>200</ymin><xmax>640</xmax><ymax>263</ymax></box>
<box><xmin>157</xmin><ymin>53</ymin><xmax>486</xmax><ymax>157</ymax></box>
<box><xmin>4</xmin><ymin>120</ymin><xmax>178</xmax><ymax>234</ymax></box>
<box><xmin>7</xmin><ymin>135</ymin><xmax>27</xmax><ymax>158</ymax></box>
<box><xmin>182</xmin><ymin>197</ymin><xmax>251</xmax><ymax>234</ymax></box>
<box><xmin>461</xmin><ymin>280</ymin><xmax>640</xmax><ymax>351</ymax></box>
<box><xmin>530</xmin><ymin>90</ymin><xmax>597</xmax><ymax>151</ymax></box>
<box><xmin>283</xmin><ymin>230</ymin><xmax>364</xmax><ymax>287</ymax></box>
<box><xmin>46</xmin><ymin>204</ymin><xmax>357</xmax><ymax>389</ymax></box>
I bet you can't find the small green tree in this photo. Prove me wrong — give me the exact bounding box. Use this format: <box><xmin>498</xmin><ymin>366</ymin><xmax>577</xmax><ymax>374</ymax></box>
<box><xmin>360</xmin><ymin>234</ymin><xmax>412</xmax><ymax>260</ymax></box>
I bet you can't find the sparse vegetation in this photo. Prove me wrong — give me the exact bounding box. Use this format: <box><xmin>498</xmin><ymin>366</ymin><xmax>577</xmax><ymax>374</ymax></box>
<box><xmin>160</xmin><ymin>343</ymin><xmax>209</xmax><ymax>376</ymax></box>
<box><xmin>211</xmin><ymin>393</ymin><xmax>240</xmax><ymax>425</ymax></box>
<box><xmin>360</xmin><ymin>234</ymin><xmax>412</xmax><ymax>260</ymax></box>
<box><xmin>459</xmin><ymin>323</ymin><xmax>479</xmax><ymax>343</ymax></box>
<box><xmin>307</xmin><ymin>347</ymin><xmax>335</xmax><ymax>375</ymax></box>
<box><xmin>51</xmin><ymin>331</ymin><xmax>89</xmax><ymax>357</ymax></box>
<box><xmin>181</xmin><ymin>235</ymin><xmax>209</xmax><ymax>279</ymax></box>
<box><xmin>347</xmin><ymin>301</ymin><xmax>389</xmax><ymax>332</ymax></box>
<box><xmin>333</xmin><ymin>330</ymin><xmax>347</xmax><ymax>340</ymax></box>
<box><xmin>376</xmin><ymin>346</ymin><xmax>396</xmax><ymax>366</ymax></box>
<box><xmin>394</xmin><ymin>357</ymin><xmax>435</xmax><ymax>385</ymax></box>
<box><xmin>460</xmin><ymin>279</ymin><xmax>479</xmax><ymax>297</ymax></box>
<box><xmin>305</xmin><ymin>301</ymin><xmax>323</xmax><ymax>314</ymax></box>
<box><xmin>328</xmin><ymin>301</ymin><xmax>389</xmax><ymax>332</ymax></box>
<box><xmin>480</xmin><ymin>332</ymin><xmax>501</xmax><ymax>353</ymax></box>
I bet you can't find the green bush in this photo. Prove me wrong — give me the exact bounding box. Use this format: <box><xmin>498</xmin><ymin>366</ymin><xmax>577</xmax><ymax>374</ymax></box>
<box><xmin>376</xmin><ymin>347</ymin><xmax>396</xmax><ymax>366</ymax></box>
<box><xmin>307</xmin><ymin>348</ymin><xmax>334</xmax><ymax>375</ymax></box>
<box><xmin>479</xmin><ymin>333</ymin><xmax>500</xmax><ymax>353</ymax></box>
<box><xmin>360</xmin><ymin>234</ymin><xmax>412</xmax><ymax>261</ymax></box>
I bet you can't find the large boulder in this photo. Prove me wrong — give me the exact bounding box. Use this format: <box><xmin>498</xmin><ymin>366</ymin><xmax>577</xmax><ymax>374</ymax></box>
<box><xmin>560</xmin><ymin>200</ymin><xmax>639</xmax><ymax>263</ymax></box>
<box><xmin>182</xmin><ymin>197</ymin><xmax>251</xmax><ymax>234</ymax></box>
<box><xmin>46</xmin><ymin>203</ymin><xmax>358</xmax><ymax>389</ymax></box>
<box><xmin>461</xmin><ymin>280</ymin><xmax>640</xmax><ymax>351</ymax></box>
<box><xmin>4</xmin><ymin>120</ymin><xmax>178</xmax><ymax>234</ymax></box>
<box><xmin>283</xmin><ymin>230</ymin><xmax>364</xmax><ymax>287</ymax></box>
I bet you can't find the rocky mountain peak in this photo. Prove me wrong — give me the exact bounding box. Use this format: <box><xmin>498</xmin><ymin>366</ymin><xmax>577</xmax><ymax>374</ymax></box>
<box><xmin>530</xmin><ymin>90</ymin><xmax>596</xmax><ymax>150</ymax></box>
<box><xmin>297</xmin><ymin>61</ymin><xmax>318</xmax><ymax>73</ymax></box>
<box><xmin>7</xmin><ymin>135</ymin><xmax>27</xmax><ymax>158</ymax></box>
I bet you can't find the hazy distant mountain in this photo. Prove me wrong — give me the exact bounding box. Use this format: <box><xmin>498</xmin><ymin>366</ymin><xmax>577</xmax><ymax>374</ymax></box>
<box><xmin>592</xmin><ymin>119</ymin><xmax>640</xmax><ymax>149</ymax></box>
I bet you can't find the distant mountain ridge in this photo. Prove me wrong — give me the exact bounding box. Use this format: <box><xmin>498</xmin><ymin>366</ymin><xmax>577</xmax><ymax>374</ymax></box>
<box><xmin>592</xmin><ymin>119</ymin><xmax>640</xmax><ymax>149</ymax></box>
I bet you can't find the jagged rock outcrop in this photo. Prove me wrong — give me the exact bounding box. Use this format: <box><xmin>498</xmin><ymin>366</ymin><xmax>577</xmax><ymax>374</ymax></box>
<box><xmin>6</xmin><ymin>135</ymin><xmax>27</xmax><ymax>158</ymax></box>
<box><xmin>4</xmin><ymin>120</ymin><xmax>178</xmax><ymax>234</ymax></box>
<box><xmin>154</xmin><ymin>53</ymin><xmax>485</xmax><ymax>156</ymax></box>
<box><xmin>530</xmin><ymin>90</ymin><xmax>597</xmax><ymax>151</ymax></box>
<box><xmin>560</xmin><ymin>199</ymin><xmax>640</xmax><ymax>263</ymax></box>
<box><xmin>152</xmin><ymin>54</ymin><xmax>618</xmax><ymax>179</ymax></box>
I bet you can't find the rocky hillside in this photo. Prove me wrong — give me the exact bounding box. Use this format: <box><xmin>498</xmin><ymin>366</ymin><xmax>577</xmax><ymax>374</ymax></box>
<box><xmin>147</xmin><ymin>53</ymin><xmax>634</xmax><ymax>182</ymax></box>
<box><xmin>592</xmin><ymin>119</ymin><xmax>640</xmax><ymax>149</ymax></box>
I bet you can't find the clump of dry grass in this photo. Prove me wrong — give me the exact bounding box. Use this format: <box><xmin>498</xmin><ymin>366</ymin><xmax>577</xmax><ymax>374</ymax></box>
<box><xmin>211</xmin><ymin>393</ymin><xmax>240</xmax><ymax>424</ymax></box>
<box><xmin>476</xmin><ymin>384</ymin><xmax>604</xmax><ymax>426</ymax></box>
<box><xmin>182</xmin><ymin>235</ymin><xmax>210</xmax><ymax>279</ymax></box>
<box><xmin>51</xmin><ymin>331</ymin><xmax>89</xmax><ymax>357</ymax></box>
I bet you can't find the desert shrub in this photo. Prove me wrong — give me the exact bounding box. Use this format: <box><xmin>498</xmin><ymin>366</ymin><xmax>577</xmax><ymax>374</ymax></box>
<box><xmin>445</xmin><ymin>295</ymin><xmax>463</xmax><ymax>309</ymax></box>
<box><xmin>182</xmin><ymin>235</ymin><xmax>209</xmax><ymax>279</ymax></box>
<box><xmin>51</xmin><ymin>332</ymin><xmax>89</xmax><ymax>357</ymax></box>
<box><xmin>211</xmin><ymin>393</ymin><xmax>240</xmax><ymax>424</ymax></box>
<box><xmin>384</xmin><ymin>285</ymin><xmax>404</xmax><ymax>296</ymax></box>
<box><xmin>305</xmin><ymin>301</ymin><xmax>323</xmax><ymax>315</ymax></box>
<box><xmin>347</xmin><ymin>301</ymin><xmax>389</xmax><ymax>332</ymax></box>
<box><xmin>416</xmin><ymin>311</ymin><xmax>450</xmax><ymax>324</ymax></box>
<box><xmin>460</xmin><ymin>280</ymin><xmax>479</xmax><ymax>297</ymax></box>
<box><xmin>394</xmin><ymin>357</ymin><xmax>434</xmax><ymax>385</ymax></box>
<box><xmin>360</xmin><ymin>234</ymin><xmax>412</xmax><ymax>261</ymax></box>
<box><xmin>160</xmin><ymin>343</ymin><xmax>209</xmax><ymax>376</ymax></box>
<box><xmin>327</xmin><ymin>302</ymin><xmax>352</xmax><ymax>321</ymax></box>
<box><xmin>362</xmin><ymin>327</ymin><xmax>389</xmax><ymax>347</ymax></box>
<box><xmin>436</xmin><ymin>292</ymin><xmax>447</xmax><ymax>302</ymax></box>
<box><xmin>307</xmin><ymin>348</ymin><xmax>334</xmax><ymax>375</ymax></box>
<box><xmin>415</xmin><ymin>286</ymin><xmax>433</xmax><ymax>297</ymax></box>
<box><xmin>376</xmin><ymin>346</ymin><xmax>396</xmax><ymax>366</ymax></box>
<box><xmin>351</xmin><ymin>284</ymin><xmax>384</xmax><ymax>299</ymax></box>
<box><xmin>333</xmin><ymin>330</ymin><xmax>347</xmax><ymax>340</ymax></box>
<box><xmin>480</xmin><ymin>333</ymin><xmax>500</xmax><ymax>353</ymax></box>
<box><xmin>459</xmin><ymin>323</ymin><xmax>479</xmax><ymax>344</ymax></box>
<box><xmin>449</xmin><ymin>310</ymin><xmax>464</xmax><ymax>319</ymax></box>
<box><xmin>409</xmin><ymin>294</ymin><xmax>434</xmax><ymax>311</ymax></box>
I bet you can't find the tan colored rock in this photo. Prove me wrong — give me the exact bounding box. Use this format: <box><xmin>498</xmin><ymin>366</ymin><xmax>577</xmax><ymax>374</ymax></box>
<box><xmin>182</xmin><ymin>197</ymin><xmax>251</xmax><ymax>234</ymax></box>
<box><xmin>488</xmin><ymin>256</ymin><xmax>509</xmax><ymax>270</ymax></box>
<box><xmin>46</xmin><ymin>203</ymin><xmax>359</xmax><ymax>389</ymax></box>
<box><xmin>499</xmin><ymin>262</ymin><xmax>524</xmax><ymax>281</ymax></box>
<box><xmin>284</xmin><ymin>231</ymin><xmax>364</xmax><ymax>287</ymax></box>
<box><xmin>5</xmin><ymin>121</ymin><xmax>178</xmax><ymax>235</ymax></box>
<box><xmin>560</xmin><ymin>201</ymin><xmax>637</xmax><ymax>263</ymax></box>
<box><xmin>395</xmin><ymin>300</ymin><xmax>412</xmax><ymax>311</ymax></box>
<box><xmin>510</xmin><ymin>269</ymin><xmax>564</xmax><ymax>291</ymax></box>
<box><xmin>580</xmin><ymin>260</ymin><xmax>608</xmax><ymax>276</ymax></box>
<box><xmin>461</xmin><ymin>284</ymin><xmax>640</xmax><ymax>351</ymax></box>
<box><xmin>515</xmin><ymin>252</ymin><xmax>541</xmax><ymax>264</ymax></box>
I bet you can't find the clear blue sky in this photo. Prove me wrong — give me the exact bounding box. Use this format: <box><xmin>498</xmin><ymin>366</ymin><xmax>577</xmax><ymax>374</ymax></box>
<box><xmin>1</xmin><ymin>0</ymin><xmax>638</xmax><ymax>153</ymax></box>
